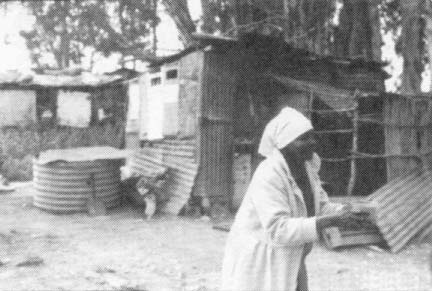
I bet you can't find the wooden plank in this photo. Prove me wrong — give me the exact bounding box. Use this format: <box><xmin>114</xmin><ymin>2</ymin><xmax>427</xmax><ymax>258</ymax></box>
<box><xmin>323</xmin><ymin>227</ymin><xmax>384</xmax><ymax>250</ymax></box>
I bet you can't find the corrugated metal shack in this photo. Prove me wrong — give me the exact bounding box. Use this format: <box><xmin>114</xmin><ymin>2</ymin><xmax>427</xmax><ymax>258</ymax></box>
<box><xmin>0</xmin><ymin>70</ymin><xmax>129</xmax><ymax>130</ymax></box>
<box><xmin>0</xmin><ymin>70</ymin><xmax>133</xmax><ymax>181</ymax></box>
<box><xmin>132</xmin><ymin>33</ymin><xmax>389</xmax><ymax>213</ymax></box>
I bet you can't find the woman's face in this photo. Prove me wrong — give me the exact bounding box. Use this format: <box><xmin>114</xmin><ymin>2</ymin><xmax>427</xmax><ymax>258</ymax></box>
<box><xmin>286</xmin><ymin>130</ymin><xmax>318</xmax><ymax>160</ymax></box>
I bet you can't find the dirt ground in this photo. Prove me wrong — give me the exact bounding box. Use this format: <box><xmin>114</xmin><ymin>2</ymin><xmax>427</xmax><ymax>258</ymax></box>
<box><xmin>0</xmin><ymin>184</ymin><xmax>431</xmax><ymax>291</ymax></box>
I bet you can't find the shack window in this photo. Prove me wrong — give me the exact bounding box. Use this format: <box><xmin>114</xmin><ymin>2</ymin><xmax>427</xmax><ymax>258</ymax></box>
<box><xmin>166</xmin><ymin>69</ymin><xmax>178</xmax><ymax>80</ymax></box>
<box><xmin>0</xmin><ymin>89</ymin><xmax>37</xmax><ymax>127</ymax></box>
<box><xmin>36</xmin><ymin>88</ymin><xmax>57</xmax><ymax>127</ymax></box>
<box><xmin>150</xmin><ymin>77</ymin><xmax>161</xmax><ymax>86</ymax></box>
<box><xmin>57</xmin><ymin>90</ymin><xmax>91</xmax><ymax>128</ymax></box>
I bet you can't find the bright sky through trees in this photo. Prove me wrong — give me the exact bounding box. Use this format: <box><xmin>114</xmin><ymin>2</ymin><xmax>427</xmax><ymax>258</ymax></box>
<box><xmin>0</xmin><ymin>0</ymin><xmax>428</xmax><ymax>92</ymax></box>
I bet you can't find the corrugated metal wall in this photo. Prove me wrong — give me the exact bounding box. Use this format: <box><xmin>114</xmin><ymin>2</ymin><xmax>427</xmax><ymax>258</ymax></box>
<box><xmin>33</xmin><ymin>160</ymin><xmax>121</xmax><ymax>213</ymax></box>
<box><xmin>197</xmin><ymin>50</ymin><xmax>238</xmax><ymax>203</ymax></box>
<box><xmin>178</xmin><ymin>51</ymin><xmax>204</xmax><ymax>139</ymax></box>
<box><xmin>130</xmin><ymin>139</ymin><xmax>199</xmax><ymax>214</ymax></box>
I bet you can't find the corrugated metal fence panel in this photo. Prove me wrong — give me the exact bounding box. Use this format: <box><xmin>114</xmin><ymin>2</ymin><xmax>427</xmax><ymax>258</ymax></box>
<box><xmin>151</xmin><ymin>139</ymin><xmax>197</xmax><ymax>160</ymax></box>
<box><xmin>33</xmin><ymin>160</ymin><xmax>122</xmax><ymax>213</ymax></box>
<box><xmin>130</xmin><ymin>141</ymin><xmax>199</xmax><ymax>215</ymax></box>
<box><xmin>198</xmin><ymin>51</ymin><xmax>237</xmax><ymax>202</ymax></box>
<box><xmin>367</xmin><ymin>170</ymin><xmax>432</xmax><ymax>252</ymax></box>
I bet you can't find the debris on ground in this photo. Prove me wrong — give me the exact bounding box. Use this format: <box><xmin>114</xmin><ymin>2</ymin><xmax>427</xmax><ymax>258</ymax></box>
<box><xmin>100</xmin><ymin>272</ymin><xmax>129</xmax><ymax>289</ymax></box>
<box><xmin>0</xmin><ymin>174</ymin><xmax>15</xmax><ymax>193</ymax></box>
<box><xmin>0</xmin><ymin>257</ymin><xmax>11</xmax><ymax>266</ymax></box>
<box><xmin>212</xmin><ymin>220</ymin><xmax>233</xmax><ymax>232</ymax></box>
<box><xmin>0</xmin><ymin>232</ymin><xmax>12</xmax><ymax>244</ymax></box>
<box><xmin>122</xmin><ymin>168</ymin><xmax>168</xmax><ymax>219</ymax></box>
<box><xmin>0</xmin><ymin>183</ymin><xmax>430</xmax><ymax>290</ymax></box>
<box><xmin>16</xmin><ymin>256</ymin><xmax>44</xmax><ymax>267</ymax></box>
<box><xmin>95</xmin><ymin>266</ymin><xmax>116</xmax><ymax>274</ymax></box>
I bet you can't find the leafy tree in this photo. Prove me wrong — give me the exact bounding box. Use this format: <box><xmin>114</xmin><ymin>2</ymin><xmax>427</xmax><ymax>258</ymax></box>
<box><xmin>164</xmin><ymin>0</ymin><xmax>338</xmax><ymax>55</ymax></box>
<box><xmin>382</xmin><ymin>0</ymin><xmax>424</xmax><ymax>94</ymax></box>
<box><xmin>19</xmin><ymin>0</ymin><xmax>159</xmax><ymax>70</ymax></box>
<box><xmin>398</xmin><ymin>0</ymin><xmax>424</xmax><ymax>94</ymax></box>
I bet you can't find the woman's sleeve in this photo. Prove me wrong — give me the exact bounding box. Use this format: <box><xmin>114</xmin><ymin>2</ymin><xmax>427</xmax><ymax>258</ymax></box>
<box><xmin>249</xmin><ymin>170</ymin><xmax>319</xmax><ymax>246</ymax></box>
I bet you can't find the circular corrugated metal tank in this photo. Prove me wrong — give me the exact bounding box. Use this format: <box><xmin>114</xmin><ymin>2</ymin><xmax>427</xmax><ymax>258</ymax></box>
<box><xmin>33</xmin><ymin>159</ymin><xmax>122</xmax><ymax>213</ymax></box>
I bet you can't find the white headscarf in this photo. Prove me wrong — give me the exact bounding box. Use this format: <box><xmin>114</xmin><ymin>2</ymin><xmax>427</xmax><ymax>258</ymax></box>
<box><xmin>258</xmin><ymin>107</ymin><xmax>313</xmax><ymax>158</ymax></box>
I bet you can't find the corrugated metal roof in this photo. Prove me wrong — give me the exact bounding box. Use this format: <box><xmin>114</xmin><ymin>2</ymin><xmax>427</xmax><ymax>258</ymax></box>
<box><xmin>151</xmin><ymin>32</ymin><xmax>386</xmax><ymax>70</ymax></box>
<box><xmin>272</xmin><ymin>75</ymin><xmax>357</xmax><ymax>110</ymax></box>
<box><xmin>0</xmin><ymin>71</ymin><xmax>125</xmax><ymax>88</ymax></box>
<box><xmin>129</xmin><ymin>145</ymin><xmax>199</xmax><ymax>215</ymax></box>
<box><xmin>32</xmin><ymin>73</ymin><xmax>123</xmax><ymax>88</ymax></box>
<box><xmin>367</xmin><ymin>170</ymin><xmax>432</xmax><ymax>252</ymax></box>
<box><xmin>0</xmin><ymin>71</ymin><xmax>33</xmax><ymax>84</ymax></box>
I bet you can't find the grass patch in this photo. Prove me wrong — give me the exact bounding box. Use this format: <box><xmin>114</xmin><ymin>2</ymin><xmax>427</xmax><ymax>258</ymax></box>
<box><xmin>0</xmin><ymin>123</ymin><xmax>125</xmax><ymax>181</ymax></box>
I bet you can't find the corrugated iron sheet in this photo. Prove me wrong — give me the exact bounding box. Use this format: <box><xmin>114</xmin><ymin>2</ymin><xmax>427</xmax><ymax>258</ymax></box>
<box><xmin>196</xmin><ymin>51</ymin><xmax>235</xmax><ymax>202</ymax></box>
<box><xmin>130</xmin><ymin>142</ymin><xmax>199</xmax><ymax>215</ymax></box>
<box><xmin>150</xmin><ymin>139</ymin><xmax>197</xmax><ymax>159</ymax></box>
<box><xmin>367</xmin><ymin>170</ymin><xmax>432</xmax><ymax>252</ymax></box>
<box><xmin>271</xmin><ymin>75</ymin><xmax>356</xmax><ymax>110</ymax></box>
<box><xmin>0</xmin><ymin>72</ymin><xmax>124</xmax><ymax>88</ymax></box>
<box><xmin>33</xmin><ymin>160</ymin><xmax>122</xmax><ymax>213</ymax></box>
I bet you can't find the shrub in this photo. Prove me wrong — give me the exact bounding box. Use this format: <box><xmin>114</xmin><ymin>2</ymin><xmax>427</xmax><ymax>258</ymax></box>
<box><xmin>0</xmin><ymin>123</ymin><xmax>125</xmax><ymax>181</ymax></box>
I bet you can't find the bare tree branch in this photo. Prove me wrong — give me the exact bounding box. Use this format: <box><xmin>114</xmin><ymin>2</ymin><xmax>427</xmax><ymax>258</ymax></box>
<box><xmin>161</xmin><ymin>0</ymin><xmax>196</xmax><ymax>46</ymax></box>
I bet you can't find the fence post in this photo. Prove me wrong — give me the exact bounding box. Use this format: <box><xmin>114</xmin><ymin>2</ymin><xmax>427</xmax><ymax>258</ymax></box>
<box><xmin>347</xmin><ymin>93</ymin><xmax>359</xmax><ymax>196</ymax></box>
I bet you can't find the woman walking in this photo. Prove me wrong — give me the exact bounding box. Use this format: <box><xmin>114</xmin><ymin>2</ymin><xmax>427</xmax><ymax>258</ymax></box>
<box><xmin>221</xmin><ymin>107</ymin><xmax>364</xmax><ymax>291</ymax></box>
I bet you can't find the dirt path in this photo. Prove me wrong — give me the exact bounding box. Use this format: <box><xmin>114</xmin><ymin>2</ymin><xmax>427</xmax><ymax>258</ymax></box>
<box><xmin>0</xmin><ymin>184</ymin><xmax>431</xmax><ymax>291</ymax></box>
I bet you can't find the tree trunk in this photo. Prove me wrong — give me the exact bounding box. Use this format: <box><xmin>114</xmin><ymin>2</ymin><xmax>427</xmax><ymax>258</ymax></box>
<box><xmin>152</xmin><ymin>0</ymin><xmax>158</xmax><ymax>53</ymax></box>
<box><xmin>201</xmin><ymin>0</ymin><xmax>216</xmax><ymax>33</ymax></box>
<box><xmin>368</xmin><ymin>0</ymin><xmax>382</xmax><ymax>61</ymax></box>
<box><xmin>161</xmin><ymin>0</ymin><xmax>195</xmax><ymax>46</ymax></box>
<box><xmin>58</xmin><ymin>1</ymin><xmax>71</xmax><ymax>69</ymax></box>
<box><xmin>335</xmin><ymin>0</ymin><xmax>378</xmax><ymax>60</ymax></box>
<box><xmin>424</xmin><ymin>1</ymin><xmax>432</xmax><ymax>92</ymax></box>
<box><xmin>399</xmin><ymin>0</ymin><xmax>423</xmax><ymax>94</ymax></box>
<box><xmin>283</xmin><ymin>0</ymin><xmax>290</xmax><ymax>42</ymax></box>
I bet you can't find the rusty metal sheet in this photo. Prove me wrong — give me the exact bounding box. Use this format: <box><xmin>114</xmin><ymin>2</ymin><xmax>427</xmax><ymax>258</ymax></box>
<box><xmin>367</xmin><ymin>170</ymin><xmax>432</xmax><ymax>252</ymax></box>
<box><xmin>130</xmin><ymin>145</ymin><xmax>199</xmax><ymax>215</ymax></box>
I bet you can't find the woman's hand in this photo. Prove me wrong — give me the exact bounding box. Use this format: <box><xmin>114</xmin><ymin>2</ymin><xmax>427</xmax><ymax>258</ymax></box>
<box><xmin>316</xmin><ymin>206</ymin><xmax>370</xmax><ymax>233</ymax></box>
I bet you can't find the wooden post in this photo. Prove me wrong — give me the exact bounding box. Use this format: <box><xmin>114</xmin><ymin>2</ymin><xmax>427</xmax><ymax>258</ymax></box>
<box><xmin>283</xmin><ymin>0</ymin><xmax>290</xmax><ymax>42</ymax></box>
<box><xmin>347</xmin><ymin>96</ymin><xmax>359</xmax><ymax>196</ymax></box>
<box><xmin>308</xmin><ymin>90</ymin><xmax>314</xmax><ymax>120</ymax></box>
<box><xmin>152</xmin><ymin>0</ymin><xmax>158</xmax><ymax>54</ymax></box>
